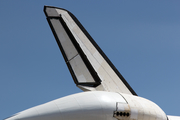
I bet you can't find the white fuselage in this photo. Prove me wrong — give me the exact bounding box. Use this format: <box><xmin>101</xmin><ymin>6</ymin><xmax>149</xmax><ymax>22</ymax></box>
<box><xmin>6</xmin><ymin>91</ymin><xmax>167</xmax><ymax>120</ymax></box>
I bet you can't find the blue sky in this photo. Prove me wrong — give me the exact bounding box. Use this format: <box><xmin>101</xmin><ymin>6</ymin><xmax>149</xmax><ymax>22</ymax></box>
<box><xmin>1</xmin><ymin>1</ymin><xmax>180</xmax><ymax>119</ymax></box>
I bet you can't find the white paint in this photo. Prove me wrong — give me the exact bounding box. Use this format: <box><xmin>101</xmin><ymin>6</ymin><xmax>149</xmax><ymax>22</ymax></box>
<box><xmin>130</xmin><ymin>108</ymin><xmax>138</xmax><ymax>119</ymax></box>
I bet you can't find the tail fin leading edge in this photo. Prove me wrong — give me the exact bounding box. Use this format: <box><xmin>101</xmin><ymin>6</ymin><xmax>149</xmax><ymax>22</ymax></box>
<box><xmin>44</xmin><ymin>6</ymin><xmax>137</xmax><ymax>96</ymax></box>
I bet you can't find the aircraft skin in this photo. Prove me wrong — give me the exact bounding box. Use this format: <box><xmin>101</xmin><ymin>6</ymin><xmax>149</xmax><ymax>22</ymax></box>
<box><xmin>4</xmin><ymin>6</ymin><xmax>180</xmax><ymax>120</ymax></box>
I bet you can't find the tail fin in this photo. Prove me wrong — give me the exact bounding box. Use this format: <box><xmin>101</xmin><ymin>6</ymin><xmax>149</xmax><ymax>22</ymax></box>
<box><xmin>44</xmin><ymin>6</ymin><xmax>137</xmax><ymax>95</ymax></box>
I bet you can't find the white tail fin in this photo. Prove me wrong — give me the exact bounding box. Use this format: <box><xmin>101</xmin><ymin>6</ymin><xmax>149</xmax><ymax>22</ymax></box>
<box><xmin>44</xmin><ymin>6</ymin><xmax>137</xmax><ymax>95</ymax></box>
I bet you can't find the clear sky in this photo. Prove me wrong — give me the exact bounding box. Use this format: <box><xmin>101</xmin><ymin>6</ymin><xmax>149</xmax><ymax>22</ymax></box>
<box><xmin>1</xmin><ymin>1</ymin><xmax>180</xmax><ymax>119</ymax></box>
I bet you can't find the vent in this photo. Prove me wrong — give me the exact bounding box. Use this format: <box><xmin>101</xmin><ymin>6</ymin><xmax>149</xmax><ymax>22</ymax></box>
<box><xmin>114</xmin><ymin>111</ymin><xmax>130</xmax><ymax>117</ymax></box>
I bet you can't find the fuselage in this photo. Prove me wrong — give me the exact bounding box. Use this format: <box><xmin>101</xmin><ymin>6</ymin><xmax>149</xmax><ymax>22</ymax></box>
<box><xmin>5</xmin><ymin>91</ymin><xmax>167</xmax><ymax>120</ymax></box>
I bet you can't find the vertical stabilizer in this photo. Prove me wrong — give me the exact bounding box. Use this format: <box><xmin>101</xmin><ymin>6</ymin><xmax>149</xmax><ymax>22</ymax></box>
<box><xmin>44</xmin><ymin>6</ymin><xmax>137</xmax><ymax>96</ymax></box>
